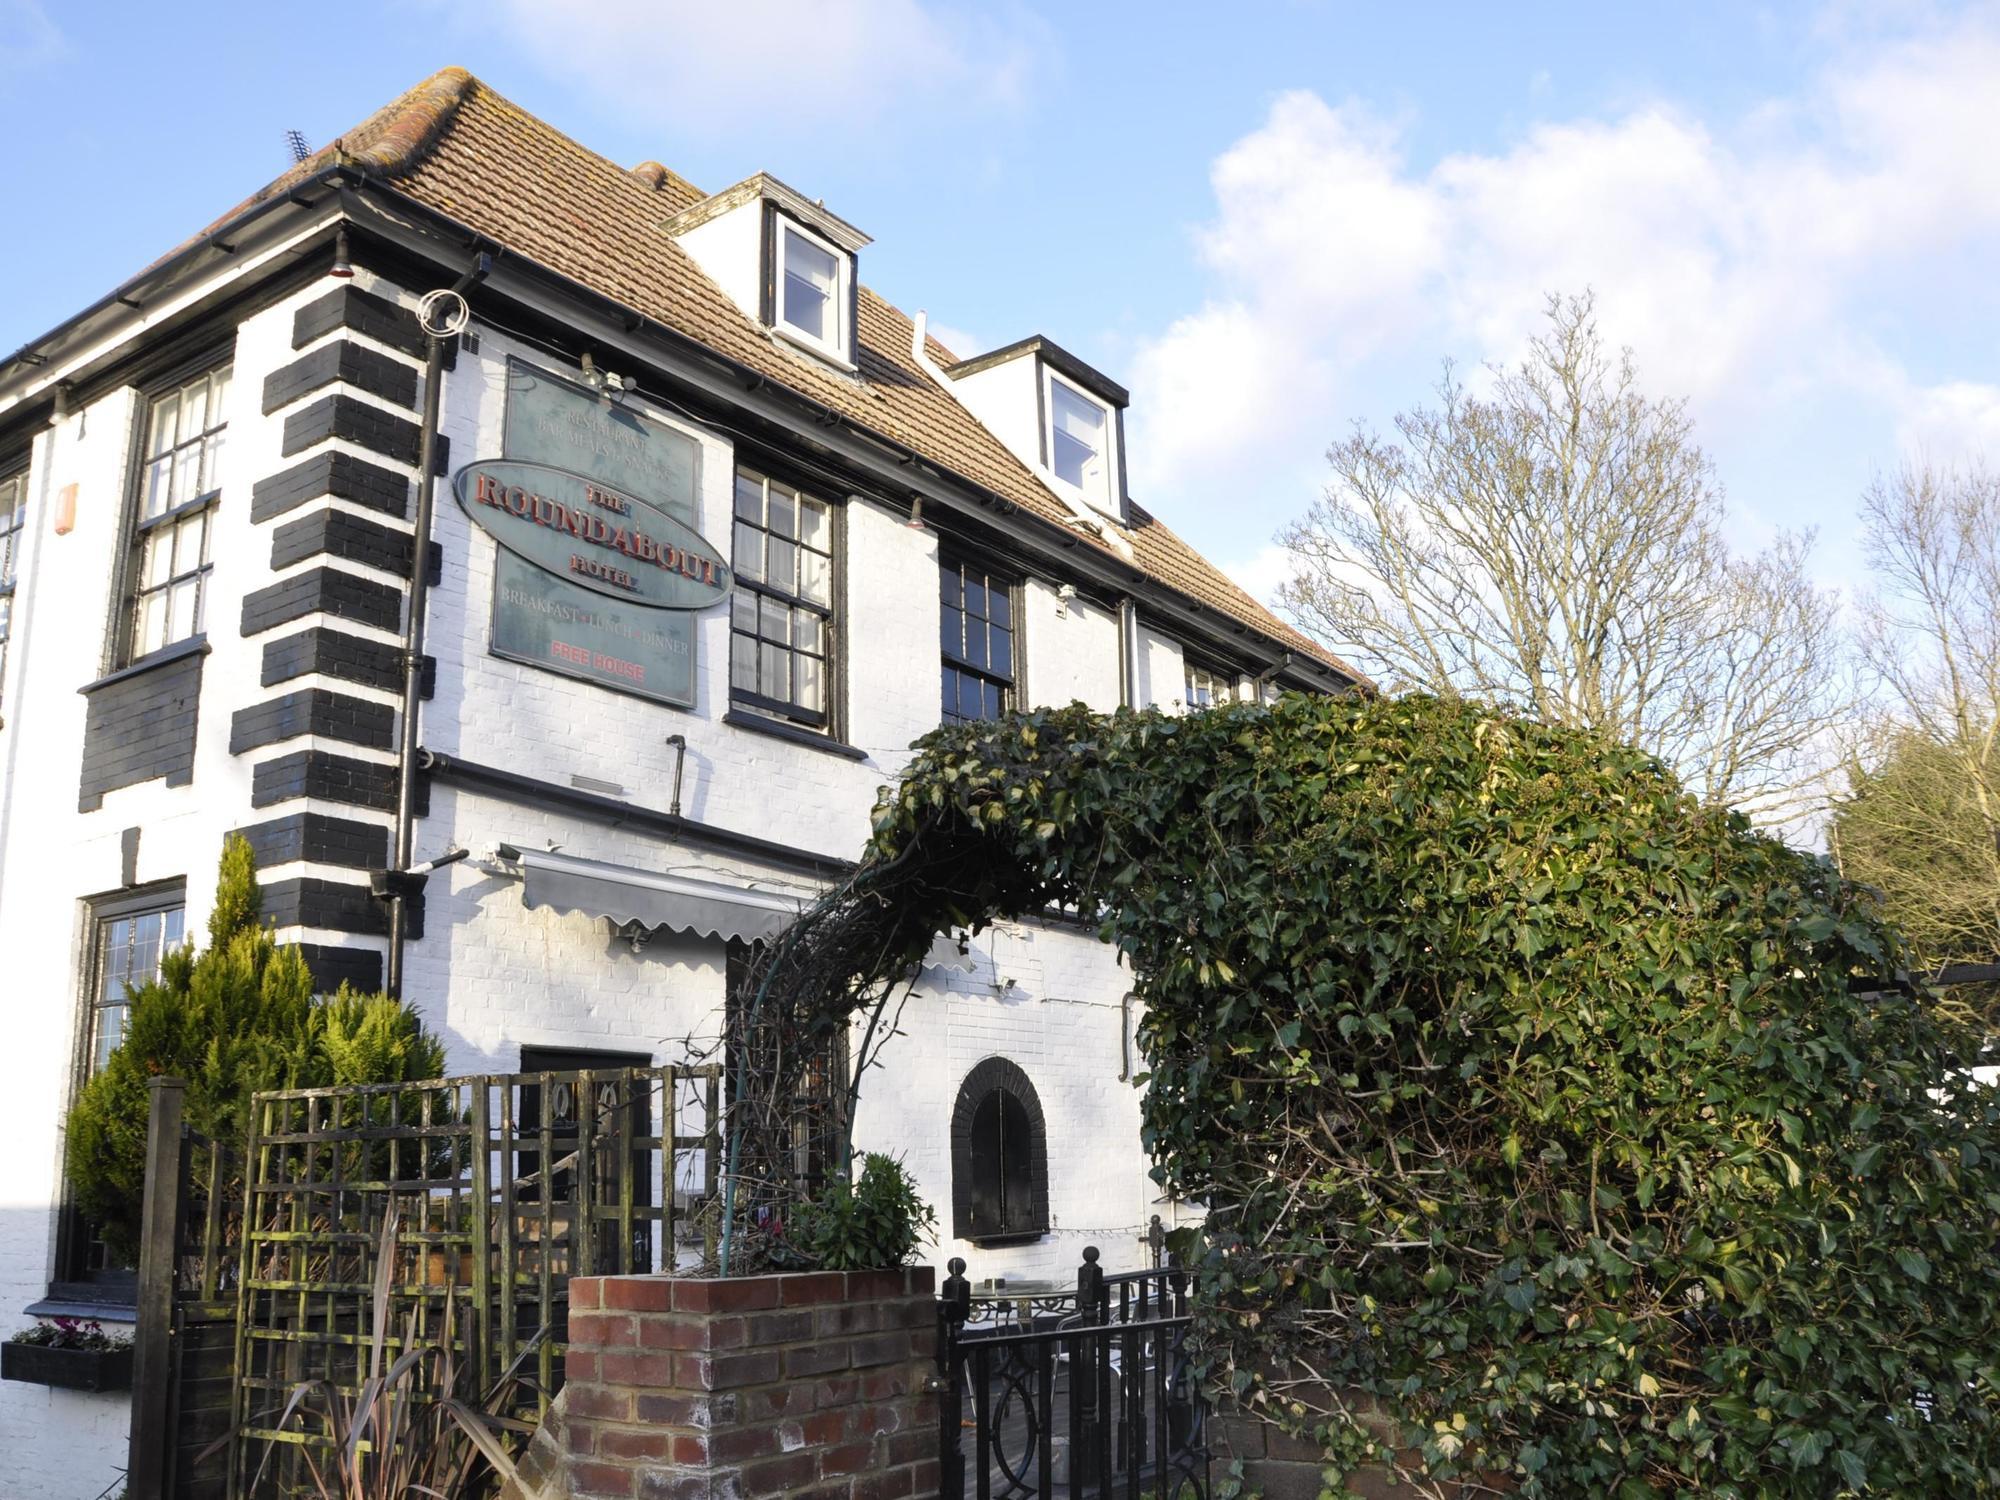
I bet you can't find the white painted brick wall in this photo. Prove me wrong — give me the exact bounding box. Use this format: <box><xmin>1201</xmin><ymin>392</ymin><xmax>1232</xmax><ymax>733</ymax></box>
<box><xmin>0</xmin><ymin>285</ymin><xmax>1194</xmax><ymax>1494</ymax></box>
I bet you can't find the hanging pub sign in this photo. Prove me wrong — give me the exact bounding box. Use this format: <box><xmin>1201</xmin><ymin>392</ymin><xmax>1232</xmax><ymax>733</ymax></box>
<box><xmin>457</xmin><ymin>360</ymin><xmax>730</xmax><ymax>707</ymax></box>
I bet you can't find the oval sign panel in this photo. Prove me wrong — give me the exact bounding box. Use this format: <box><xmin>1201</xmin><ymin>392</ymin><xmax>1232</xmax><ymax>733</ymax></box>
<box><xmin>454</xmin><ymin>459</ymin><xmax>732</xmax><ymax>610</ymax></box>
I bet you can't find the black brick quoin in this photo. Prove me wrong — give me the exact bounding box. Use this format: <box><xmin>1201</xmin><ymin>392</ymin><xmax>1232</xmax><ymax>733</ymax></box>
<box><xmin>291</xmin><ymin>285</ymin><xmax>443</xmax><ymax>363</ymax></box>
<box><xmin>241</xmin><ymin>566</ymin><xmax>403</xmax><ymax>637</ymax></box>
<box><xmin>78</xmin><ymin>651</ymin><xmax>204</xmax><ymax>812</ymax></box>
<box><xmin>295</xmin><ymin>943</ymin><xmax>385</xmax><ymax>994</ymax></box>
<box><xmin>281</xmin><ymin>393</ymin><xmax>448</xmax><ymax>473</ymax></box>
<box><xmin>250</xmin><ymin>749</ymin><xmax>419</xmax><ymax>813</ymax></box>
<box><xmin>228</xmin><ymin>687</ymin><xmax>395</xmax><ymax>755</ymax></box>
<box><xmin>270</xmin><ymin>508</ymin><xmax>442</xmax><ymax>584</ymax></box>
<box><xmin>261</xmin><ymin>340</ymin><xmax>419</xmax><ymax>416</ymax></box>
<box><xmin>259</xmin><ymin>876</ymin><xmax>422</xmax><ymax>940</ymax></box>
<box><xmin>251</xmin><ymin>451</ymin><xmax>411</xmax><ymax>524</ymax></box>
<box><xmin>261</xmin><ymin>627</ymin><xmax>433</xmax><ymax>699</ymax></box>
<box><xmin>238</xmin><ymin>811</ymin><xmax>389</xmax><ymax>872</ymax></box>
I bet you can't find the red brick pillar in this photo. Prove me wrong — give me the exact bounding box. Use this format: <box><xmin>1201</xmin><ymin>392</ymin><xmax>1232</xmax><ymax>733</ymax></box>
<box><xmin>557</xmin><ymin>1268</ymin><xmax>939</xmax><ymax>1500</ymax></box>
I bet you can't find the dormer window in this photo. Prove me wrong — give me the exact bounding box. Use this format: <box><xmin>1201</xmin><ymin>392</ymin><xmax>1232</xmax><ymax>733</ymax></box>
<box><xmin>936</xmin><ymin>335</ymin><xmax>1130</xmax><ymax>525</ymax></box>
<box><xmin>664</xmin><ymin>173</ymin><xmax>869</xmax><ymax>371</ymax></box>
<box><xmin>1047</xmin><ymin>374</ymin><xmax>1109</xmax><ymax>502</ymax></box>
<box><xmin>777</xmin><ymin>220</ymin><xmax>847</xmax><ymax>359</ymax></box>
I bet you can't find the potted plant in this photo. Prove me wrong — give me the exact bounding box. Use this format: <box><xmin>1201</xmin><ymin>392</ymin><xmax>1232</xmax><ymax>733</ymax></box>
<box><xmin>3</xmin><ymin>1317</ymin><xmax>135</xmax><ymax>1392</ymax></box>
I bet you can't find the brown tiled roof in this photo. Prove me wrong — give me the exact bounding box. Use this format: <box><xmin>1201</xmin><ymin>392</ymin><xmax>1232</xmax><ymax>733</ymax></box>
<box><xmin>239</xmin><ymin>67</ymin><xmax>1366</xmax><ymax>683</ymax></box>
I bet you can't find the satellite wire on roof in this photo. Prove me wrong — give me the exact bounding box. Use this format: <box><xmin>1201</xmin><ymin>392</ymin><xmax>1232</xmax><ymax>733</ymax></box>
<box><xmin>285</xmin><ymin>129</ymin><xmax>312</xmax><ymax>165</ymax></box>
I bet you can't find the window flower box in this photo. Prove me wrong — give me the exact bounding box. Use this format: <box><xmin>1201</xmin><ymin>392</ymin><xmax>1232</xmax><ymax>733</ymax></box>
<box><xmin>3</xmin><ymin>1319</ymin><xmax>135</xmax><ymax>1392</ymax></box>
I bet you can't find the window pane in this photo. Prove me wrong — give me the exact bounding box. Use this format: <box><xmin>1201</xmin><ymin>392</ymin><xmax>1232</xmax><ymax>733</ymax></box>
<box><xmin>988</xmin><ymin>585</ymin><xmax>1011</xmax><ymax>628</ymax></box>
<box><xmin>766</xmin><ymin>536</ymin><xmax>797</xmax><ymax>595</ymax></box>
<box><xmin>199</xmin><ymin>430</ymin><xmax>226</xmax><ymax>494</ymax></box>
<box><xmin>759</xmin><ymin>595</ymin><xmax>792</xmax><ymax>646</ymax></box>
<box><xmin>759</xmin><ymin>641</ymin><xmax>792</xmax><ymax>702</ymax></box>
<box><xmin>963</xmin><ymin>621</ymin><xmax>988</xmax><ymax>671</ymax></box>
<box><xmin>941</xmin><ymin>566</ymin><xmax>962</xmax><ymax>609</ymax></box>
<box><xmin>984</xmin><ymin>681</ymin><xmax>1003</xmax><ymax>718</ymax></box>
<box><xmin>142</xmin><ymin>533</ymin><xmax>172</xmax><ymax>588</ymax></box>
<box><xmin>732</xmin><ymin>591</ymin><xmax>759</xmax><ymax>633</ymax></box>
<box><xmin>990</xmin><ymin>628</ymin><xmax>1012</xmax><ymax>680</ymax></box>
<box><xmin>145</xmin><ymin>457</ymin><xmax>173</xmax><ymax>519</ymax></box>
<box><xmin>735</xmin><ymin>472</ymin><xmax>764</xmax><ymax>522</ymax></box>
<box><xmin>1050</xmin><ymin>381</ymin><xmax>1107</xmax><ymax>492</ymax></box>
<box><xmin>964</xmin><ymin>577</ymin><xmax>987</xmax><ymax>621</ymax></box>
<box><xmin>169</xmin><ymin>578</ymin><xmax>199</xmax><ymax>643</ymax></box>
<box><xmin>730</xmin><ymin>634</ymin><xmax>757</xmax><ymax>693</ymax></box>
<box><xmin>800</xmin><ymin>549</ymin><xmax>831</xmax><ymax>607</ymax></box>
<box><xmin>209</xmin><ymin>367</ymin><xmax>231</xmax><ymax>418</ymax></box>
<box><xmin>941</xmin><ymin>605</ymin><xmax>961</xmax><ymax>659</ymax></box>
<box><xmin>767</xmin><ymin>485</ymin><xmax>796</xmax><ymax>541</ymax></box>
<box><xmin>148</xmin><ymin>392</ymin><xmax>179</xmax><ymax>457</ymax></box>
<box><xmin>181</xmin><ymin>378</ymin><xmax>208</xmax><ymax>437</ymax></box>
<box><xmin>136</xmin><ymin>591</ymin><xmax>167</xmax><ymax>655</ymax></box>
<box><xmin>733</xmin><ymin>522</ymin><xmax>764</xmax><ymax>583</ymax></box>
<box><xmin>172</xmin><ymin>445</ymin><xmax>199</xmax><ymax>508</ymax></box>
<box><xmin>793</xmin><ymin>610</ymin><xmax>823</xmax><ymax>654</ymax></box>
<box><xmin>781</xmin><ymin>230</ymin><xmax>837</xmax><ymax>343</ymax></box>
<box><xmin>799</xmin><ymin>498</ymin><xmax>829</xmax><ymax>550</ymax></box>
<box><xmin>795</xmin><ymin>654</ymin><xmax>823</xmax><ymax>713</ymax></box>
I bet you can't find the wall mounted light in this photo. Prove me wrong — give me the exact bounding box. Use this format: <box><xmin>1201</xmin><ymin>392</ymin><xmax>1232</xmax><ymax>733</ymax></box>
<box><xmin>330</xmin><ymin>227</ymin><xmax>354</xmax><ymax>280</ymax></box>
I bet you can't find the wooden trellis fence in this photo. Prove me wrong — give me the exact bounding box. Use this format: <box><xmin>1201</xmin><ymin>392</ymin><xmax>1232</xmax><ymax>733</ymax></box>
<box><xmin>126</xmin><ymin>1063</ymin><xmax>721</xmax><ymax>1500</ymax></box>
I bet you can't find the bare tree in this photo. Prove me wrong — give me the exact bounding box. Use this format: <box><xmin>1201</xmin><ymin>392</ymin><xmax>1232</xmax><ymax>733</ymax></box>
<box><xmin>1277</xmin><ymin>292</ymin><xmax>1845</xmax><ymax>818</ymax></box>
<box><xmin>1833</xmin><ymin>462</ymin><xmax>2000</xmax><ymax>977</ymax></box>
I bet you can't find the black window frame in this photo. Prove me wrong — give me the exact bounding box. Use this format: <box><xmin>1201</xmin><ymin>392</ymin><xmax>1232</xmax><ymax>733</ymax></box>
<box><xmin>940</xmin><ymin>553</ymin><xmax>1020</xmax><ymax>726</ymax></box>
<box><xmin>729</xmin><ymin>467</ymin><xmax>841</xmax><ymax>732</ymax></box>
<box><xmin>115</xmin><ymin>356</ymin><xmax>232</xmax><ymax>670</ymax></box>
<box><xmin>0</xmin><ymin>460</ymin><xmax>27</xmax><ymax>719</ymax></box>
<box><xmin>950</xmin><ymin>1056</ymin><xmax>1050</xmax><ymax>1245</ymax></box>
<box><xmin>56</xmin><ymin>879</ymin><xmax>189</xmax><ymax>1289</ymax></box>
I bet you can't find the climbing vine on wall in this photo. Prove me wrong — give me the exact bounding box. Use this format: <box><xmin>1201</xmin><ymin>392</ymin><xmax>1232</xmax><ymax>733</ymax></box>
<box><xmin>729</xmin><ymin>692</ymin><xmax>2000</xmax><ymax>1497</ymax></box>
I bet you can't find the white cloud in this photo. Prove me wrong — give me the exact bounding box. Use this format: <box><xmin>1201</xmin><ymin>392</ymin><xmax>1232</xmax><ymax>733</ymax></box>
<box><xmin>461</xmin><ymin>0</ymin><xmax>1043</xmax><ymax>138</ymax></box>
<box><xmin>1129</xmin><ymin>12</ymin><xmax>2000</xmax><ymax>514</ymax></box>
<box><xmin>0</xmin><ymin>0</ymin><xmax>63</xmax><ymax>72</ymax></box>
<box><xmin>924</xmin><ymin>320</ymin><xmax>984</xmax><ymax>361</ymax></box>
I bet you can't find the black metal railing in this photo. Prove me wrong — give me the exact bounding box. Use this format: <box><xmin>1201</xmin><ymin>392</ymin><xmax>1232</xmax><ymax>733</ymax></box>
<box><xmin>938</xmin><ymin>1248</ymin><xmax>1207</xmax><ymax>1500</ymax></box>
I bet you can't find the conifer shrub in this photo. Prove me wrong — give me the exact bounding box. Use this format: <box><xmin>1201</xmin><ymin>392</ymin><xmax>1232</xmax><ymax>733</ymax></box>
<box><xmin>65</xmin><ymin>834</ymin><xmax>444</xmax><ymax>1259</ymax></box>
<box><xmin>759</xmin><ymin>692</ymin><xmax>2000</xmax><ymax>1496</ymax></box>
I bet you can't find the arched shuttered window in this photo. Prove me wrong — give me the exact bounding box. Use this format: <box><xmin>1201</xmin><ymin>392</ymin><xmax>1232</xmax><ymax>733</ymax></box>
<box><xmin>951</xmin><ymin>1057</ymin><xmax>1050</xmax><ymax>1244</ymax></box>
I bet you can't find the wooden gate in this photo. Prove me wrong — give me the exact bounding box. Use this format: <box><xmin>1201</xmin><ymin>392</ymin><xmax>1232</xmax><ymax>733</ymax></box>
<box><xmin>126</xmin><ymin>1064</ymin><xmax>721</xmax><ymax>1499</ymax></box>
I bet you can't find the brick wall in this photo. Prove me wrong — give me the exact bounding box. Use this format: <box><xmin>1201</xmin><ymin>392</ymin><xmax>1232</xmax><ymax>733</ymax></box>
<box><xmin>516</xmin><ymin>1269</ymin><xmax>938</xmax><ymax>1500</ymax></box>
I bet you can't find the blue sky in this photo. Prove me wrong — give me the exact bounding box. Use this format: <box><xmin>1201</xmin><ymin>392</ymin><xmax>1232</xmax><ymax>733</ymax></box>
<box><xmin>4</xmin><ymin>0</ymin><xmax>1997</xmax><ymax>602</ymax></box>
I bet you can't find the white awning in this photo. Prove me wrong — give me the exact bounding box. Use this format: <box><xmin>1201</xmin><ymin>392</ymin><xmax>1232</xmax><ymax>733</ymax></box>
<box><xmin>499</xmin><ymin>844</ymin><xmax>804</xmax><ymax>944</ymax></box>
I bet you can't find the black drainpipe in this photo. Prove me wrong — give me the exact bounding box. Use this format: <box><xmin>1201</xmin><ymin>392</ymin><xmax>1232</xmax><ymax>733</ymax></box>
<box><xmin>386</xmin><ymin>256</ymin><xmax>491</xmax><ymax>998</ymax></box>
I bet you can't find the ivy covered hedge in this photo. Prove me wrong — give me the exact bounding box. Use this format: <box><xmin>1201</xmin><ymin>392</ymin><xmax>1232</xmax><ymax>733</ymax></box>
<box><xmin>794</xmin><ymin>692</ymin><xmax>2000</xmax><ymax>1497</ymax></box>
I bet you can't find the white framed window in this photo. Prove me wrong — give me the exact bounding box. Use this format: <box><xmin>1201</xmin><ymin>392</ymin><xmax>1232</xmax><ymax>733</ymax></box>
<box><xmin>775</xmin><ymin>219</ymin><xmax>850</xmax><ymax>362</ymax></box>
<box><xmin>731</xmin><ymin>469</ymin><xmax>836</xmax><ymax>729</ymax></box>
<box><xmin>1046</xmin><ymin>372</ymin><xmax>1111</xmax><ymax>506</ymax></box>
<box><xmin>1184</xmin><ymin>659</ymin><xmax>1235</xmax><ymax>710</ymax></box>
<box><xmin>127</xmin><ymin>364</ymin><xmax>229</xmax><ymax>662</ymax></box>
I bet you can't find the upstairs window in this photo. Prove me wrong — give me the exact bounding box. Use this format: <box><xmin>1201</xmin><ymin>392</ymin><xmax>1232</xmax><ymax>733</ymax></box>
<box><xmin>941</xmin><ymin>556</ymin><xmax>1016</xmax><ymax>724</ymax></box>
<box><xmin>1047</xmin><ymin>374</ymin><xmax>1110</xmax><ymax>503</ymax></box>
<box><xmin>776</xmin><ymin>220</ymin><xmax>849</xmax><ymax>362</ymax></box>
<box><xmin>0</xmin><ymin>466</ymin><xmax>24</xmax><ymax>715</ymax></box>
<box><xmin>1184</xmin><ymin>659</ymin><xmax>1234</xmax><ymax>709</ymax></box>
<box><xmin>732</xmin><ymin>469</ymin><xmax>835</xmax><ymax>728</ymax></box>
<box><xmin>127</xmin><ymin>363</ymin><xmax>229</xmax><ymax>662</ymax></box>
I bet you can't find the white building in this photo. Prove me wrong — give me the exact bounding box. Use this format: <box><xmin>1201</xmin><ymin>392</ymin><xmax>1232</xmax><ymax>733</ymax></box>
<box><xmin>0</xmin><ymin>68</ymin><xmax>1362</xmax><ymax>1497</ymax></box>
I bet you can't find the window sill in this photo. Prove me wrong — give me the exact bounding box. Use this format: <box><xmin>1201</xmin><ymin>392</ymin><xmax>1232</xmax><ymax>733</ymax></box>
<box><xmin>724</xmin><ymin>707</ymin><xmax>867</xmax><ymax>762</ymax></box>
<box><xmin>77</xmin><ymin>634</ymin><xmax>210</xmax><ymax>696</ymax></box>
<box><xmin>965</xmin><ymin>1229</ymin><xmax>1049</xmax><ymax>1249</ymax></box>
<box><xmin>22</xmin><ymin>1296</ymin><xmax>137</xmax><ymax>1325</ymax></box>
<box><xmin>770</xmin><ymin>324</ymin><xmax>860</xmax><ymax>375</ymax></box>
